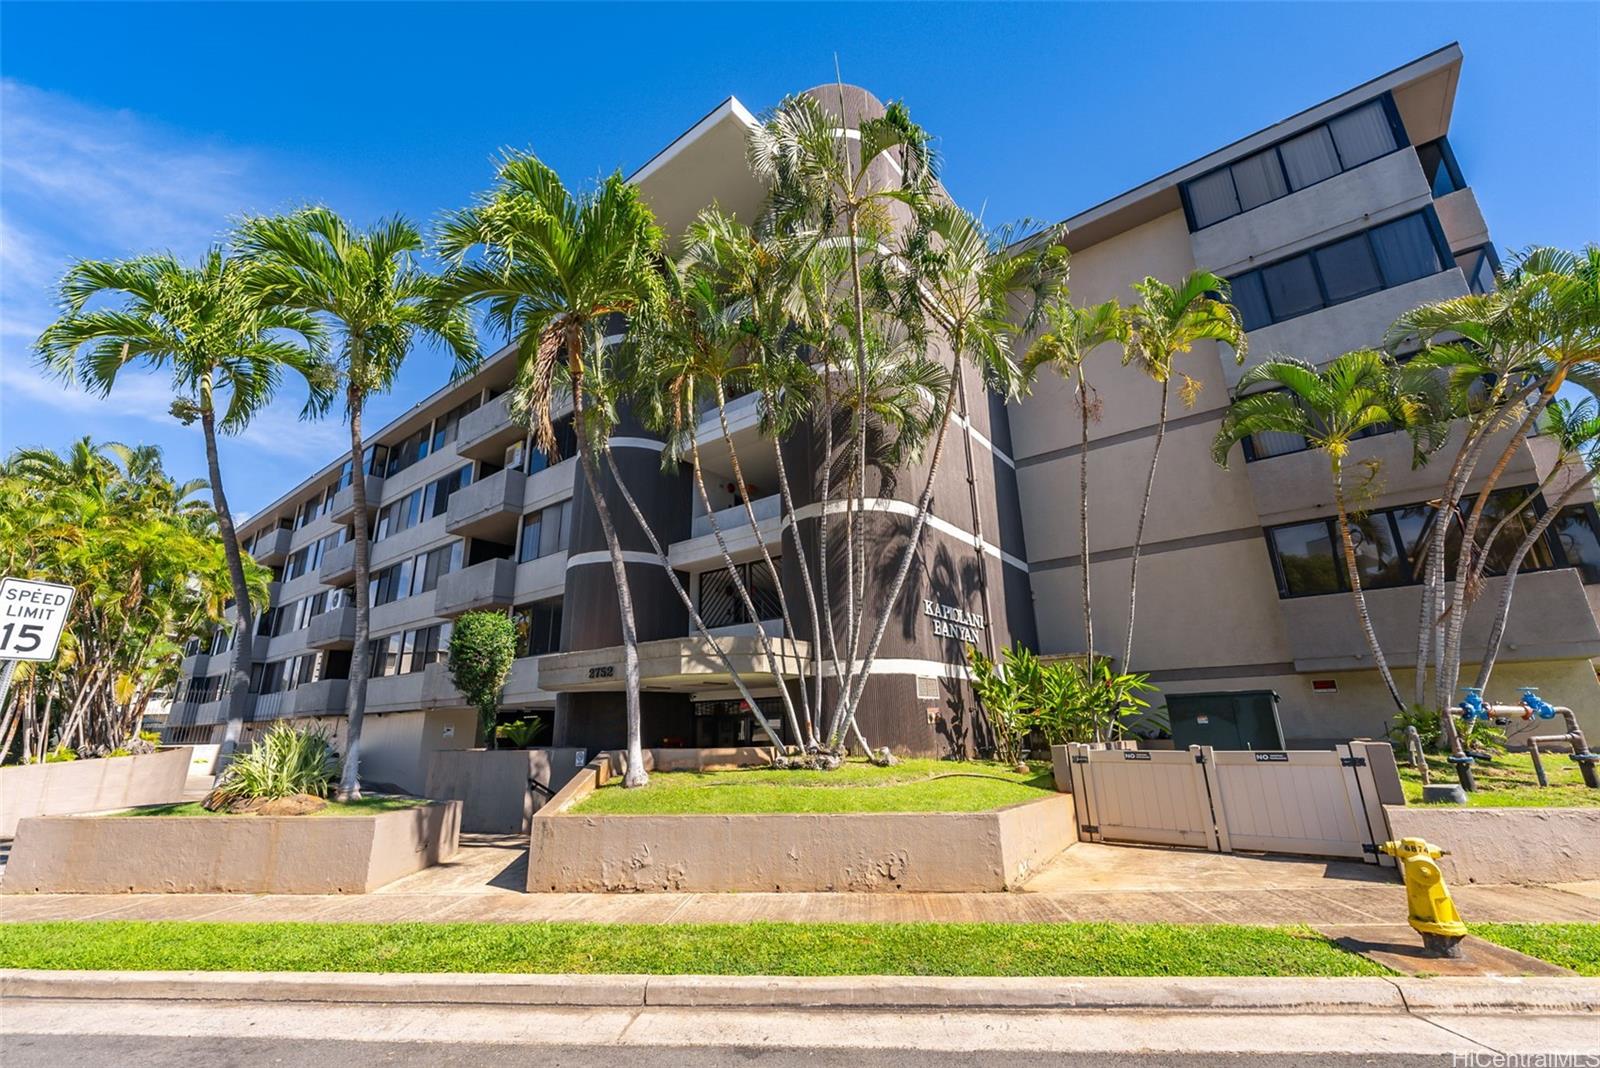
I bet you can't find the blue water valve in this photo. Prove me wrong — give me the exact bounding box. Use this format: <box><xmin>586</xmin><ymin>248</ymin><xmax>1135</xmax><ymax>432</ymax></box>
<box><xmin>1521</xmin><ymin>687</ymin><xmax>1558</xmax><ymax>720</ymax></box>
<box><xmin>1459</xmin><ymin>687</ymin><xmax>1489</xmax><ymax>722</ymax></box>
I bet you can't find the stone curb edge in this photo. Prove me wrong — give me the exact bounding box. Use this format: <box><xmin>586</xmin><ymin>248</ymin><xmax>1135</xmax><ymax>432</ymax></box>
<box><xmin>3</xmin><ymin>971</ymin><xmax>1598</xmax><ymax>1014</ymax></box>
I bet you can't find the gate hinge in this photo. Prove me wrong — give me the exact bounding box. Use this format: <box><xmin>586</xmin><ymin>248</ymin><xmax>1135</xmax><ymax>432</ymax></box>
<box><xmin>1341</xmin><ymin>756</ymin><xmax>1367</xmax><ymax>767</ymax></box>
<box><xmin>1080</xmin><ymin>825</ymin><xmax>1099</xmax><ymax>835</ymax></box>
<box><xmin>1194</xmin><ymin>752</ymin><xmax>1207</xmax><ymax>764</ymax></box>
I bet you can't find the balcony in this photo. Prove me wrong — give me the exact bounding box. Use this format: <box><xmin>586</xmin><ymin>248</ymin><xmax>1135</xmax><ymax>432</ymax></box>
<box><xmin>180</xmin><ymin>651</ymin><xmax>211</xmax><ymax>678</ymax></box>
<box><xmin>454</xmin><ymin>394</ymin><xmax>523</xmax><ymax>462</ymax></box>
<box><xmin>691</xmin><ymin>492</ymin><xmax>781</xmax><ymax>539</ymax></box>
<box><xmin>251</xmin><ymin>691</ymin><xmax>293</xmax><ymax>722</ymax></box>
<box><xmin>433</xmin><ymin>557</ymin><xmax>518</xmax><ymax>617</ymax></box>
<box><xmin>445</xmin><ymin>467</ymin><xmax>526</xmax><ymax>542</ymax></box>
<box><xmin>307</xmin><ymin>605</ymin><xmax>357</xmax><ymax>650</ymax></box>
<box><xmin>319</xmin><ymin>539</ymin><xmax>357</xmax><ymax>585</ymax></box>
<box><xmin>671</xmin><ymin>493</ymin><xmax>783</xmax><ymax>569</ymax></box>
<box><xmin>328</xmin><ymin>475</ymin><xmax>384</xmax><ymax>524</ymax></box>
<box><xmin>291</xmin><ymin>678</ymin><xmax>349</xmax><ymax>717</ymax></box>
<box><xmin>1433</xmin><ymin>187</ymin><xmax>1490</xmax><ymax>253</ymax></box>
<box><xmin>251</xmin><ymin>526</ymin><xmax>293</xmax><ymax>567</ymax></box>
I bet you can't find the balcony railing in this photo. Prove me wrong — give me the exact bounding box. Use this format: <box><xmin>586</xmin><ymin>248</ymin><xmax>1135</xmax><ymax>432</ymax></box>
<box><xmin>307</xmin><ymin>605</ymin><xmax>357</xmax><ymax>650</ymax></box>
<box><xmin>251</xmin><ymin>526</ymin><xmax>294</xmax><ymax>567</ymax></box>
<box><xmin>444</xmin><ymin>467</ymin><xmax>525</xmax><ymax>542</ymax></box>
<box><xmin>434</xmin><ymin>557</ymin><xmax>518</xmax><ymax>617</ymax></box>
<box><xmin>318</xmin><ymin>539</ymin><xmax>357</xmax><ymax>585</ymax></box>
<box><xmin>454</xmin><ymin>394</ymin><xmax>523</xmax><ymax>462</ymax></box>
<box><xmin>328</xmin><ymin>475</ymin><xmax>384</xmax><ymax>524</ymax></box>
<box><xmin>691</xmin><ymin>492</ymin><xmax>782</xmax><ymax>539</ymax></box>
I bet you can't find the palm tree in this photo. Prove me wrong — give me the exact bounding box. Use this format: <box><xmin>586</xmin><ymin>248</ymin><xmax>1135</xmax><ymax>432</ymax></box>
<box><xmin>1023</xmin><ymin>297</ymin><xmax>1127</xmax><ymax>690</ymax></box>
<box><xmin>35</xmin><ymin>250</ymin><xmax>328</xmax><ymax>761</ymax></box>
<box><xmin>1471</xmin><ymin>396</ymin><xmax>1600</xmax><ymax>690</ymax></box>
<box><xmin>1387</xmin><ymin>244</ymin><xmax>1600</xmax><ymax>711</ymax></box>
<box><xmin>237</xmin><ymin>208</ymin><xmax>477</xmax><ymax>799</ymax></box>
<box><xmin>1121</xmin><ymin>271</ymin><xmax>1248</xmax><ymax>670</ymax></box>
<box><xmin>1213</xmin><ymin>351</ymin><xmax>1416</xmax><ymax>710</ymax></box>
<box><xmin>437</xmin><ymin>152</ymin><xmax>665</xmax><ymax>787</ymax></box>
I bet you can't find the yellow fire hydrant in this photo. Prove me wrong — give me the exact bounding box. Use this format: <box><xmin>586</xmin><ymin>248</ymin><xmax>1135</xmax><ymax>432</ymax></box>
<box><xmin>1379</xmin><ymin>837</ymin><xmax>1468</xmax><ymax>958</ymax></box>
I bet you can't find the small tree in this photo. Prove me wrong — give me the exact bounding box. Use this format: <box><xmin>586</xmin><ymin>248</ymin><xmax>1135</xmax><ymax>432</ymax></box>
<box><xmin>446</xmin><ymin>612</ymin><xmax>518</xmax><ymax>749</ymax></box>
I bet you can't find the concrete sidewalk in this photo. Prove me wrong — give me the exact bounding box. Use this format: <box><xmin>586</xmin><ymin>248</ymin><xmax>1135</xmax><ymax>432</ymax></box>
<box><xmin>4</xmin><ymin>836</ymin><xmax>1599</xmax><ymax>926</ymax></box>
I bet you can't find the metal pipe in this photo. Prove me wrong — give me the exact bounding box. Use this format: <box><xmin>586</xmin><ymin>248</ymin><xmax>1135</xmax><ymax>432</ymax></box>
<box><xmin>1405</xmin><ymin>725</ymin><xmax>1430</xmax><ymax>785</ymax></box>
<box><xmin>1439</xmin><ymin>707</ymin><xmax>1476</xmax><ymax>792</ymax></box>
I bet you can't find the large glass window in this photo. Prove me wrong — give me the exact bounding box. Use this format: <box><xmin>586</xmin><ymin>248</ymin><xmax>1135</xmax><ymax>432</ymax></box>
<box><xmin>1328</xmin><ymin>99</ymin><xmax>1399</xmax><ymax>168</ymax></box>
<box><xmin>1268</xmin><ymin>521</ymin><xmax>1342</xmax><ymax>597</ymax></box>
<box><xmin>1370</xmin><ymin>213</ymin><xmax>1443</xmax><ymax>287</ymax></box>
<box><xmin>518</xmin><ymin>499</ymin><xmax>572</xmax><ymax>562</ymax></box>
<box><xmin>430</xmin><ymin>396</ymin><xmax>482</xmax><ymax>452</ymax></box>
<box><xmin>385</xmin><ymin>427</ymin><xmax>431</xmax><ymax>477</ymax></box>
<box><xmin>410</xmin><ymin>541</ymin><xmax>462</xmax><ymax>595</ymax></box>
<box><xmin>1551</xmin><ymin>504</ymin><xmax>1600</xmax><ymax>584</ymax></box>
<box><xmin>1315</xmin><ymin>233</ymin><xmax>1384</xmax><ymax>303</ymax></box>
<box><xmin>1229</xmin><ymin>271</ymin><xmax>1272</xmax><ymax>332</ymax></box>
<box><xmin>514</xmin><ymin>599</ymin><xmax>564</xmax><ymax>657</ymax></box>
<box><xmin>525</xmin><ymin>417</ymin><xmax>578</xmax><ymax>474</ymax></box>
<box><xmin>1416</xmin><ymin>137</ymin><xmax>1465</xmax><ymax>198</ymax></box>
<box><xmin>698</xmin><ymin>559</ymin><xmax>783</xmax><ymax>627</ymax></box>
<box><xmin>1260</xmin><ymin>256</ymin><xmax>1323</xmax><ymax>321</ymax></box>
<box><xmin>1181</xmin><ymin>95</ymin><xmax>1404</xmax><ymax>230</ymax></box>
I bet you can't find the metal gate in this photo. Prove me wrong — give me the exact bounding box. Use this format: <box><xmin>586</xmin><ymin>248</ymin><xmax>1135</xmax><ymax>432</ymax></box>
<box><xmin>1065</xmin><ymin>741</ymin><xmax>1393</xmax><ymax>865</ymax></box>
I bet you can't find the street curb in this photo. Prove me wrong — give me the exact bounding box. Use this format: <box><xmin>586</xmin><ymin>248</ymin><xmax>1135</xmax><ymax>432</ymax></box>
<box><xmin>3</xmin><ymin>970</ymin><xmax>1598</xmax><ymax>1013</ymax></box>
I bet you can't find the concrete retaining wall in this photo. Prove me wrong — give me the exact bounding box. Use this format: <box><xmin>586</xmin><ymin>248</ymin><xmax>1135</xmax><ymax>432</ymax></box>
<box><xmin>1383</xmin><ymin>805</ymin><xmax>1600</xmax><ymax>885</ymax></box>
<box><xmin>0</xmin><ymin>747</ymin><xmax>192</xmax><ymax>838</ymax></box>
<box><xmin>3</xmin><ymin>800</ymin><xmax>461</xmax><ymax>894</ymax></box>
<box><xmin>426</xmin><ymin>748</ymin><xmax>587</xmax><ymax>833</ymax></box>
<box><xmin>527</xmin><ymin>794</ymin><xmax>1074</xmax><ymax>893</ymax></box>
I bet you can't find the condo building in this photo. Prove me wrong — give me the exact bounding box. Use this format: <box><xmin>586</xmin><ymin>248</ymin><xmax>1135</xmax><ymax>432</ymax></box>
<box><xmin>165</xmin><ymin>44</ymin><xmax>1600</xmax><ymax>789</ymax></box>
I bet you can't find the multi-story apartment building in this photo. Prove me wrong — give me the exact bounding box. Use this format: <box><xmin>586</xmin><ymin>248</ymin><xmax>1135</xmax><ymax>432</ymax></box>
<box><xmin>166</xmin><ymin>44</ymin><xmax>1600</xmax><ymax>787</ymax></box>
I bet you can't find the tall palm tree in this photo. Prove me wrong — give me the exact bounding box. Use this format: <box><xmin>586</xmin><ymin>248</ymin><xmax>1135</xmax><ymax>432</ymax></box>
<box><xmin>237</xmin><ymin>208</ymin><xmax>477</xmax><ymax>799</ymax></box>
<box><xmin>1023</xmin><ymin>297</ymin><xmax>1127</xmax><ymax>689</ymax></box>
<box><xmin>35</xmin><ymin>250</ymin><xmax>328</xmax><ymax>761</ymax></box>
<box><xmin>437</xmin><ymin>152</ymin><xmax>665</xmax><ymax>787</ymax></box>
<box><xmin>1387</xmin><ymin>244</ymin><xmax>1600</xmax><ymax>710</ymax></box>
<box><xmin>1121</xmin><ymin>271</ymin><xmax>1247</xmax><ymax>670</ymax></box>
<box><xmin>1213</xmin><ymin>351</ymin><xmax>1416</xmax><ymax>711</ymax></box>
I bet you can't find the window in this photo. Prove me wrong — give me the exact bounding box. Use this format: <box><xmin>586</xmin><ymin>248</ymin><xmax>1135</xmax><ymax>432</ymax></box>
<box><xmin>370</xmin><ymin>623</ymin><xmax>453</xmax><ymax>677</ymax></box>
<box><xmin>424</xmin><ymin>464</ymin><xmax>473</xmax><ymax>519</ymax></box>
<box><xmin>334</xmin><ymin>444</ymin><xmax>388</xmax><ymax>492</ymax></box>
<box><xmin>1227</xmin><ymin>209</ymin><xmax>1450</xmax><ymax>329</ymax></box>
<box><xmin>519</xmin><ymin>499</ymin><xmax>572</xmax><ymax>562</ymax></box>
<box><xmin>295</xmin><ymin>495</ymin><xmax>321</xmax><ymax>529</ymax></box>
<box><xmin>385</xmin><ymin>427</ymin><xmax>431</xmax><ymax>477</ymax></box>
<box><xmin>698</xmin><ymin>559</ymin><xmax>782</xmax><ymax>628</ymax></box>
<box><xmin>431</xmin><ymin>395</ymin><xmax>482</xmax><ymax>452</ymax></box>
<box><xmin>1181</xmin><ymin>95</ymin><xmax>1406</xmax><ymax>231</ymax></box>
<box><xmin>410</xmin><ymin>541</ymin><xmax>462</xmax><ymax>596</ymax></box>
<box><xmin>1456</xmin><ymin>247</ymin><xmax>1499</xmax><ymax>295</ymax></box>
<box><xmin>367</xmin><ymin>634</ymin><xmax>400</xmax><ymax>678</ymax></box>
<box><xmin>1262</xmin><ymin>487</ymin><xmax>1600</xmax><ymax>599</ymax></box>
<box><xmin>514</xmin><ymin>599</ymin><xmax>563</xmax><ymax>657</ymax></box>
<box><xmin>1416</xmin><ymin>137</ymin><xmax>1465</xmax><ymax>198</ymax></box>
<box><xmin>283</xmin><ymin>546</ymin><xmax>311</xmax><ymax>581</ymax></box>
<box><xmin>524</xmin><ymin>417</ymin><xmax>578</xmax><ymax>474</ymax></box>
<box><xmin>374</xmin><ymin>489</ymin><xmax>423</xmax><ymax>542</ymax></box>
<box><xmin>369</xmin><ymin>558</ymin><xmax>415</xmax><ymax>607</ymax></box>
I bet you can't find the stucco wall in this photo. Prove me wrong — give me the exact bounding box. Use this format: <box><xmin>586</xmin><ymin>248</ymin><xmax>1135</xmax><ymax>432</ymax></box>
<box><xmin>526</xmin><ymin>795</ymin><xmax>1074</xmax><ymax>893</ymax></box>
<box><xmin>3</xmin><ymin>801</ymin><xmax>461</xmax><ymax>894</ymax></box>
<box><xmin>360</xmin><ymin>708</ymin><xmax>476</xmax><ymax>795</ymax></box>
<box><xmin>1382</xmin><ymin>805</ymin><xmax>1600</xmax><ymax>885</ymax></box>
<box><xmin>0</xmin><ymin>748</ymin><xmax>192</xmax><ymax>838</ymax></box>
<box><xmin>426</xmin><ymin>748</ymin><xmax>587</xmax><ymax>833</ymax></box>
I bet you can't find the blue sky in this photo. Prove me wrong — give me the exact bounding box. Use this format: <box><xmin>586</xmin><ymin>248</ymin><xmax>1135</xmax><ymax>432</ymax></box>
<box><xmin>3</xmin><ymin>2</ymin><xmax>1596</xmax><ymax>514</ymax></box>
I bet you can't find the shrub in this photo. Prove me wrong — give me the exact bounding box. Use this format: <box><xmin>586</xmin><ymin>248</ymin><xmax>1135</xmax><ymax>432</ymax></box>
<box><xmin>42</xmin><ymin>747</ymin><xmax>77</xmax><ymax>763</ymax></box>
<box><xmin>447</xmin><ymin>611</ymin><xmax>518</xmax><ymax>748</ymax></box>
<box><xmin>495</xmin><ymin>716</ymin><xmax>545</xmax><ymax>749</ymax></box>
<box><xmin>968</xmin><ymin>646</ymin><xmax>1159</xmax><ymax>754</ymax></box>
<box><xmin>204</xmin><ymin>722</ymin><xmax>338</xmax><ymax>811</ymax></box>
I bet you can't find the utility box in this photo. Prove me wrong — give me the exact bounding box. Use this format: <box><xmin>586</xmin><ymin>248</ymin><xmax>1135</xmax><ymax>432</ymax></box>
<box><xmin>1166</xmin><ymin>690</ymin><xmax>1285</xmax><ymax>751</ymax></box>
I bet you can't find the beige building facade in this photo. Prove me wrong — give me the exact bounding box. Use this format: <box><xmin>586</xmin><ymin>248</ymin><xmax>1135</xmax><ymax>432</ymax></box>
<box><xmin>165</xmin><ymin>44</ymin><xmax>1600</xmax><ymax>779</ymax></box>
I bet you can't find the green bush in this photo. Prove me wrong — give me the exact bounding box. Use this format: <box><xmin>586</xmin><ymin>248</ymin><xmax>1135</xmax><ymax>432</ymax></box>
<box><xmin>203</xmin><ymin>723</ymin><xmax>338</xmax><ymax>811</ymax></box>
<box><xmin>495</xmin><ymin>716</ymin><xmax>545</xmax><ymax>749</ymax></box>
<box><xmin>447</xmin><ymin>611</ymin><xmax>518</xmax><ymax>748</ymax></box>
<box><xmin>42</xmin><ymin>747</ymin><xmax>77</xmax><ymax>763</ymax></box>
<box><xmin>967</xmin><ymin>646</ymin><xmax>1157</xmax><ymax>754</ymax></box>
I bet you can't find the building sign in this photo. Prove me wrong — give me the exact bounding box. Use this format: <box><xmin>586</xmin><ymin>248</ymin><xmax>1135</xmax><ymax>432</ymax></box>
<box><xmin>922</xmin><ymin>600</ymin><xmax>985</xmax><ymax>643</ymax></box>
<box><xmin>0</xmin><ymin>577</ymin><xmax>75</xmax><ymax>662</ymax></box>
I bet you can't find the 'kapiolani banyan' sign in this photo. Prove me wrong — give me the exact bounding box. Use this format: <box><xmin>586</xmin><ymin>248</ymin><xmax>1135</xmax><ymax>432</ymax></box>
<box><xmin>922</xmin><ymin>599</ymin><xmax>985</xmax><ymax>643</ymax></box>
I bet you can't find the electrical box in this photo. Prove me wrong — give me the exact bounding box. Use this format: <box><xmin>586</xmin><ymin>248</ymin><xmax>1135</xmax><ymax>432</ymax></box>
<box><xmin>1166</xmin><ymin>690</ymin><xmax>1285</xmax><ymax>751</ymax></box>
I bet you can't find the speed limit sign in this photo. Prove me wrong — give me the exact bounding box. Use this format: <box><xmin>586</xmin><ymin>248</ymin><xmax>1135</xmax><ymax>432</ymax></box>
<box><xmin>0</xmin><ymin>577</ymin><xmax>76</xmax><ymax>662</ymax></box>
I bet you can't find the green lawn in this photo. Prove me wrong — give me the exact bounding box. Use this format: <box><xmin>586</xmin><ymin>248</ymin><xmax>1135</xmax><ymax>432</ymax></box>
<box><xmin>1397</xmin><ymin>751</ymin><xmax>1600</xmax><ymax>807</ymax></box>
<box><xmin>571</xmin><ymin>758</ymin><xmax>1056</xmax><ymax>815</ymax></box>
<box><xmin>111</xmin><ymin>797</ymin><xmax>429</xmax><ymax>817</ymax></box>
<box><xmin>1472</xmin><ymin>924</ymin><xmax>1600</xmax><ymax>975</ymax></box>
<box><xmin>0</xmin><ymin>921</ymin><xmax>1387</xmax><ymax>977</ymax></box>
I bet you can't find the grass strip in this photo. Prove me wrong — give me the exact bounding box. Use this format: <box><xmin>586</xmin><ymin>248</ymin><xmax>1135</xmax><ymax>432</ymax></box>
<box><xmin>0</xmin><ymin>921</ymin><xmax>1390</xmax><ymax>977</ymax></box>
<box><xmin>574</xmin><ymin>758</ymin><xmax>1056</xmax><ymax>815</ymax></box>
<box><xmin>1397</xmin><ymin>753</ymin><xmax>1600</xmax><ymax>808</ymax></box>
<box><xmin>111</xmin><ymin>798</ymin><xmax>429</xmax><ymax>817</ymax></box>
<box><xmin>1471</xmin><ymin>923</ymin><xmax>1600</xmax><ymax>975</ymax></box>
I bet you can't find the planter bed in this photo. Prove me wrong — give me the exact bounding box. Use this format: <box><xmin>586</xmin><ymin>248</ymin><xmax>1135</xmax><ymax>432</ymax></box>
<box><xmin>3</xmin><ymin>799</ymin><xmax>461</xmax><ymax>894</ymax></box>
<box><xmin>0</xmin><ymin>747</ymin><xmax>192</xmax><ymax>838</ymax></box>
<box><xmin>529</xmin><ymin>755</ymin><xmax>1072</xmax><ymax>892</ymax></box>
<box><xmin>1382</xmin><ymin>804</ymin><xmax>1600</xmax><ymax>885</ymax></box>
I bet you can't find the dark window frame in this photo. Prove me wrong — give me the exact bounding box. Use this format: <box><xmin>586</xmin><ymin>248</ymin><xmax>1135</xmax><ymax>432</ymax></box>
<box><xmin>1180</xmin><ymin>94</ymin><xmax>1409</xmax><ymax>232</ymax></box>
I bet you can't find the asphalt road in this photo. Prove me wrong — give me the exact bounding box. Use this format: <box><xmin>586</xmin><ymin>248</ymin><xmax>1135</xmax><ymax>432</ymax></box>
<box><xmin>0</xmin><ymin>1035</ymin><xmax>1472</xmax><ymax>1068</ymax></box>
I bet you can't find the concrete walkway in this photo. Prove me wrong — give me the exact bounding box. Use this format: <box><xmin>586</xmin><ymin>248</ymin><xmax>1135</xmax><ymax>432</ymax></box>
<box><xmin>4</xmin><ymin>836</ymin><xmax>1599</xmax><ymax>926</ymax></box>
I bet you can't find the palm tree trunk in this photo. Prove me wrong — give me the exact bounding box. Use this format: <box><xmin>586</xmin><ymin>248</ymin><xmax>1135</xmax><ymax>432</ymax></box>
<box><xmin>338</xmin><ymin>393</ymin><xmax>371</xmax><ymax>800</ymax></box>
<box><xmin>1122</xmin><ymin>379</ymin><xmax>1169</xmax><ymax>671</ymax></box>
<box><xmin>1439</xmin><ymin>373</ymin><xmax>1563</xmax><ymax>705</ymax></box>
<box><xmin>771</xmin><ymin>431</ymin><xmax>824</xmax><ymax>751</ymax></box>
<box><xmin>604</xmin><ymin>449</ymin><xmax>787</xmax><ymax>750</ymax></box>
<box><xmin>200</xmin><ymin>400</ymin><xmax>256</xmax><ymax>764</ymax></box>
<box><xmin>1474</xmin><ymin>476</ymin><xmax>1589</xmax><ymax>691</ymax></box>
<box><xmin>715</xmin><ymin>382</ymin><xmax>809</xmax><ymax>744</ymax></box>
<box><xmin>1333</xmin><ymin>461</ymin><xmax>1403</xmax><ymax>711</ymax></box>
<box><xmin>815</xmin><ymin>374</ymin><xmax>845</xmax><ymax>736</ymax></box>
<box><xmin>834</xmin><ymin>359</ymin><xmax>964</xmax><ymax>748</ymax></box>
<box><xmin>1077</xmin><ymin>368</ymin><xmax>1094</xmax><ymax>676</ymax></box>
<box><xmin>569</xmin><ymin>357</ymin><xmax>648</xmax><ymax>787</ymax></box>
